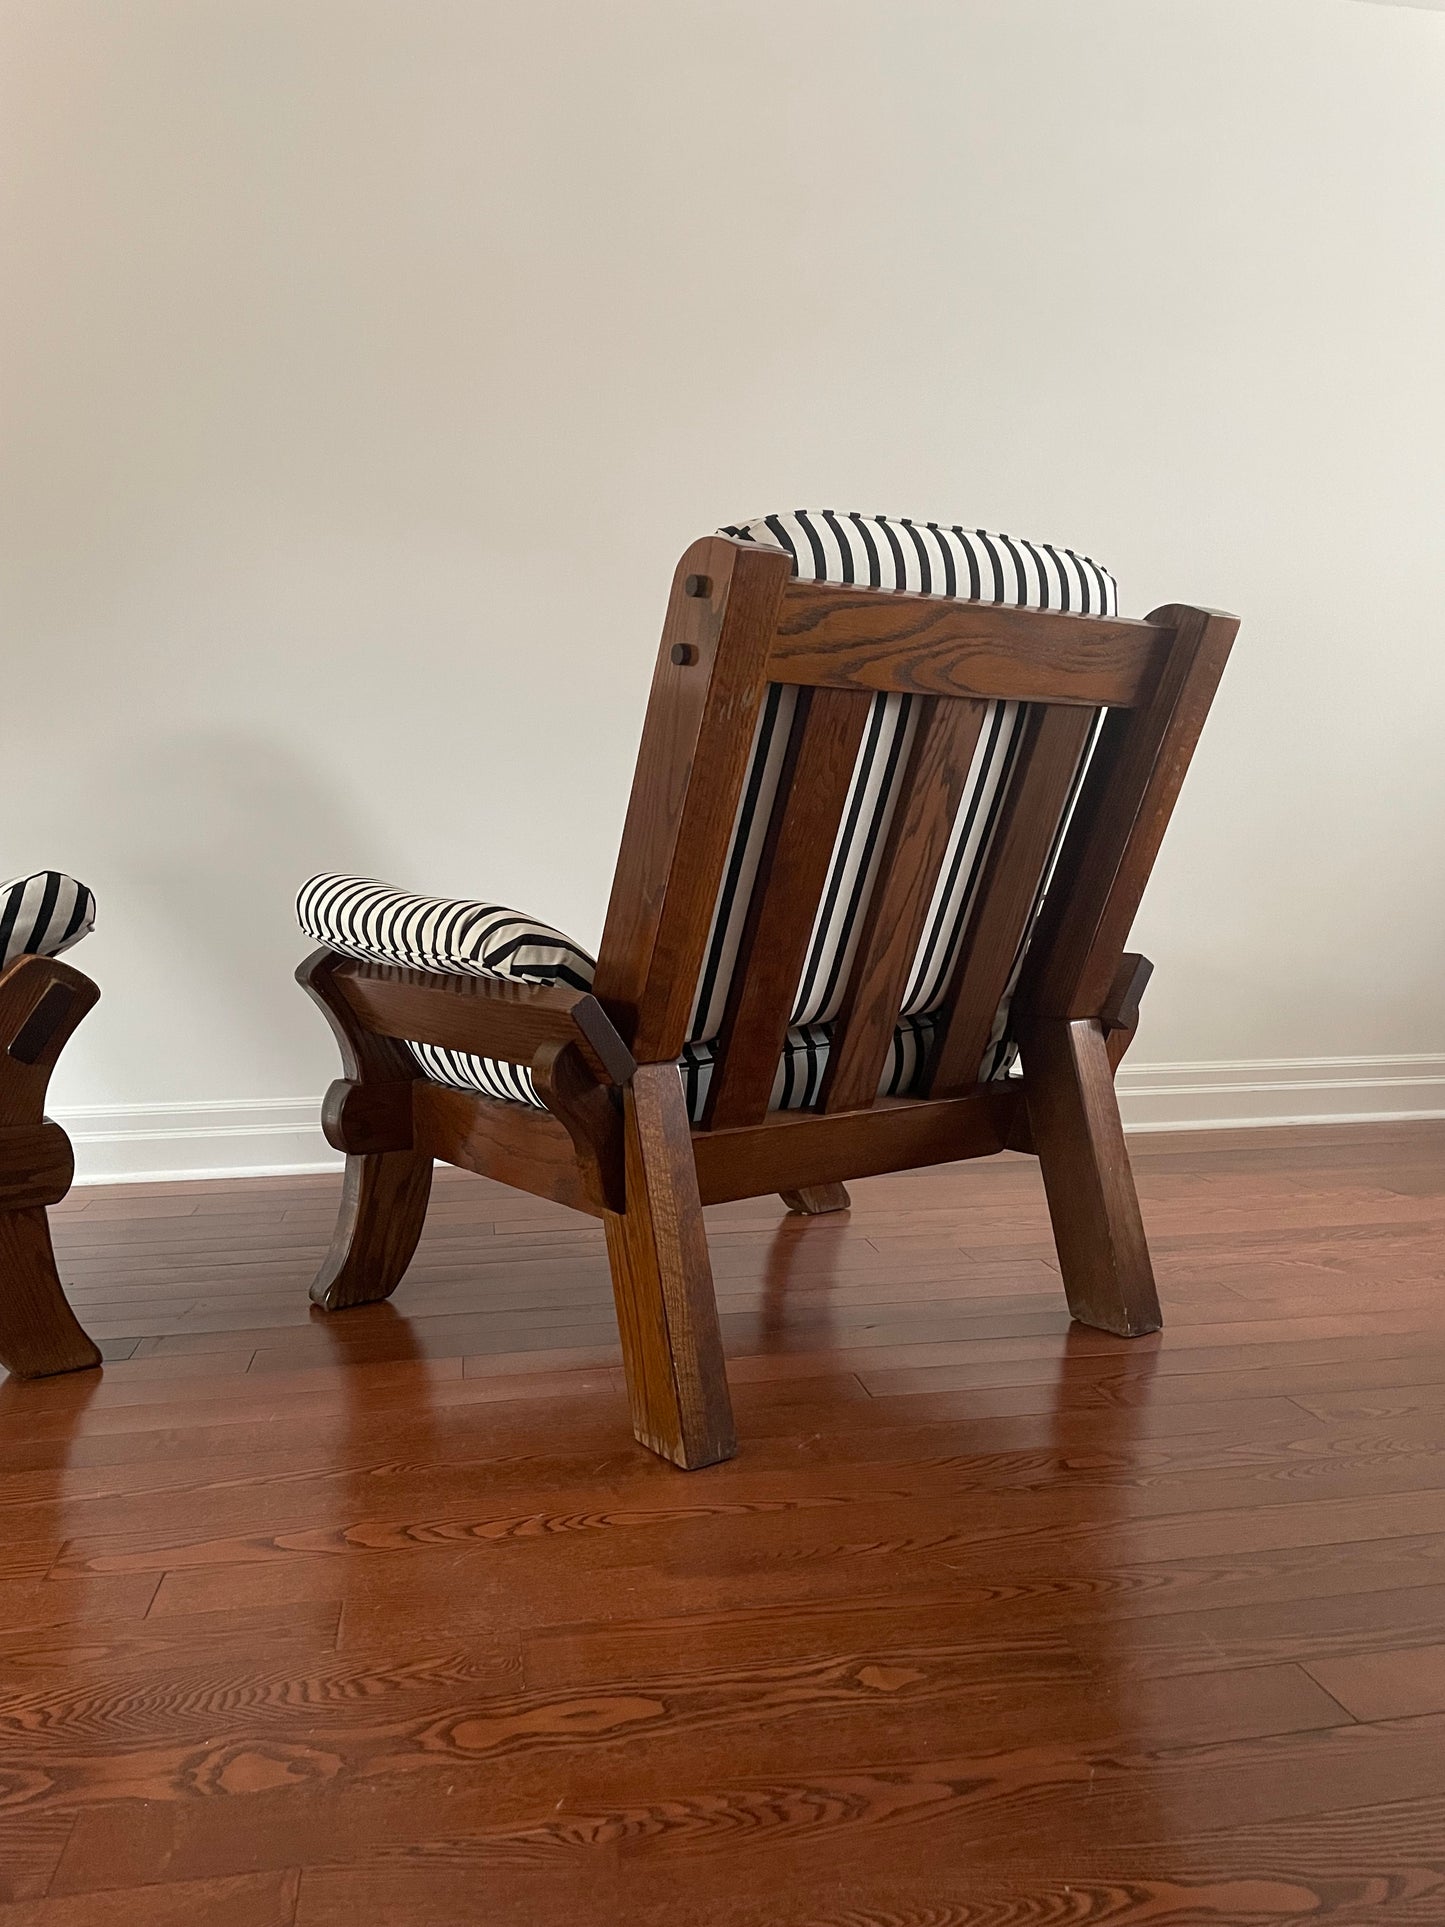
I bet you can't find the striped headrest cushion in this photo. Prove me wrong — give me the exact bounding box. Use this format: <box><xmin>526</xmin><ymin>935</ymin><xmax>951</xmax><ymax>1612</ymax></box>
<box><xmin>689</xmin><ymin>511</ymin><xmax>1114</xmax><ymax>1064</ymax></box>
<box><xmin>0</xmin><ymin>872</ymin><xmax>96</xmax><ymax>970</ymax></box>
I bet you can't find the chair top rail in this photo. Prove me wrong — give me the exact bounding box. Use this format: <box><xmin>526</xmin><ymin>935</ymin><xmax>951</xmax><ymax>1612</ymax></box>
<box><xmin>767</xmin><ymin>578</ymin><xmax>1166</xmax><ymax>707</ymax></box>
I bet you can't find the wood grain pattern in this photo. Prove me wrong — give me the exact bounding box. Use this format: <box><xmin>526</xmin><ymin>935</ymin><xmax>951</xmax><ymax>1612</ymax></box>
<box><xmin>603</xmin><ymin>1063</ymin><xmax>734</xmax><ymax>1468</ymax></box>
<box><xmin>1021</xmin><ymin>1015</ymin><xmax>1161</xmax><ymax>1337</ymax></box>
<box><xmin>924</xmin><ymin>702</ymin><xmax>1098</xmax><ymax>1096</ymax></box>
<box><xmin>820</xmin><ymin>696</ymin><xmax>988</xmax><ymax>1112</ymax></box>
<box><xmin>2</xmin><ymin>1121</ymin><xmax>1445</xmax><ymax>1920</ymax></box>
<box><xmin>1018</xmin><ymin>603</ymin><xmax>1239</xmax><ymax>1021</ymax></box>
<box><xmin>770</xmin><ymin>580</ymin><xmax>1165</xmax><ymax>706</ymax></box>
<box><xmin>0</xmin><ymin>956</ymin><xmax>101</xmax><ymax>1381</ymax></box>
<box><xmin>703</xmin><ymin>686</ymin><xmax>872</xmax><ymax>1129</ymax></box>
<box><xmin>295</xmin><ymin>537</ymin><xmax>1234</xmax><ymax>1473</ymax></box>
<box><xmin>592</xmin><ymin>536</ymin><xmax>794</xmax><ymax>1060</ymax></box>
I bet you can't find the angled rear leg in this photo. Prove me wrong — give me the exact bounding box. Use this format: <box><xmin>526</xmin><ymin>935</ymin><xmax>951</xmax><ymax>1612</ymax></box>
<box><xmin>780</xmin><ymin>1184</ymin><xmax>851</xmax><ymax>1215</ymax></box>
<box><xmin>1021</xmin><ymin>1013</ymin><xmax>1160</xmax><ymax>1338</ymax></box>
<box><xmin>604</xmin><ymin>1062</ymin><xmax>735</xmax><ymax>1469</ymax></box>
<box><xmin>298</xmin><ymin>949</ymin><xmax>433</xmax><ymax>1312</ymax></box>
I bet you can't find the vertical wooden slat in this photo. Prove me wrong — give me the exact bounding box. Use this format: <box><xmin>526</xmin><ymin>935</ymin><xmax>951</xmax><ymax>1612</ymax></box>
<box><xmin>1018</xmin><ymin>604</ymin><xmax>1239</xmax><ymax>1023</ymax></box>
<box><xmin>702</xmin><ymin>686</ymin><xmax>873</xmax><ymax>1129</ymax></box>
<box><xmin>818</xmin><ymin>696</ymin><xmax>989</xmax><ymax>1114</ymax></box>
<box><xmin>922</xmin><ymin>703</ymin><xmax>1097</xmax><ymax>1097</ymax></box>
<box><xmin>592</xmin><ymin>536</ymin><xmax>794</xmax><ymax>1061</ymax></box>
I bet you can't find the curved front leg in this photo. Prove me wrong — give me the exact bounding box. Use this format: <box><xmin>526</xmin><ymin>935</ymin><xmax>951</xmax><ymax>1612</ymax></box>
<box><xmin>0</xmin><ymin>956</ymin><xmax>102</xmax><ymax>1378</ymax></box>
<box><xmin>298</xmin><ymin>949</ymin><xmax>433</xmax><ymax>1312</ymax></box>
<box><xmin>0</xmin><ymin>1204</ymin><xmax>102</xmax><ymax>1377</ymax></box>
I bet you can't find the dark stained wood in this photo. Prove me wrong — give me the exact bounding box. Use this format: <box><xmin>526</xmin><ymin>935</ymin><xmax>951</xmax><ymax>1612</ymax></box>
<box><xmin>0</xmin><ymin>1121</ymin><xmax>74</xmax><ymax>1212</ymax></box>
<box><xmin>603</xmin><ymin>1063</ymin><xmax>734</xmax><ymax>1468</ymax></box>
<box><xmin>328</xmin><ymin>959</ymin><xmax>634</xmax><ymax>1086</ymax></box>
<box><xmin>531</xmin><ymin>1041</ymin><xmax>625</xmax><ymax>1215</ymax></box>
<box><xmin>592</xmin><ymin>536</ymin><xmax>794</xmax><ymax>1060</ymax></box>
<box><xmin>412</xmin><ymin>1083</ymin><xmax>597</xmax><ymax>1217</ymax></box>
<box><xmin>0</xmin><ymin>954</ymin><xmax>101</xmax><ymax>1379</ymax></box>
<box><xmin>924</xmin><ymin>702</ymin><xmax>1098</xmax><ymax>1096</ymax></box>
<box><xmin>780</xmin><ymin>1184</ymin><xmax>851</xmax><ymax>1215</ymax></box>
<box><xmin>821</xmin><ymin>696</ymin><xmax>989</xmax><ymax>1112</ymax></box>
<box><xmin>1019</xmin><ymin>603</ymin><xmax>1239</xmax><ymax>1022</ymax></box>
<box><xmin>702</xmin><ymin>685</ymin><xmax>872</xmax><ymax>1129</ymax></box>
<box><xmin>0</xmin><ymin>1206</ymin><xmax>102</xmax><ymax>1377</ymax></box>
<box><xmin>1021</xmin><ymin>1015</ymin><xmax>1160</xmax><ymax>1337</ymax></box>
<box><xmin>692</xmin><ymin>1089</ymin><xmax>1020</xmax><ymax>1205</ymax></box>
<box><xmin>296</xmin><ymin>537</ymin><xmax>1236</xmax><ymax>1471</ymax></box>
<box><xmin>770</xmin><ymin>579</ymin><xmax>1166</xmax><ymax>706</ymax></box>
<box><xmin>306</xmin><ymin>1148</ymin><xmax>433</xmax><ymax>1313</ymax></box>
<box><xmin>1104</xmin><ymin>951</ymin><xmax>1154</xmax><ymax>1073</ymax></box>
<box><xmin>298</xmin><ymin>949</ymin><xmax>434</xmax><ymax>1311</ymax></box>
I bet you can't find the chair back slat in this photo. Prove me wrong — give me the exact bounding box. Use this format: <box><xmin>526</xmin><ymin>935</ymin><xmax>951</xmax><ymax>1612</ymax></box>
<box><xmin>593</xmin><ymin>538</ymin><xmax>793</xmax><ymax>1059</ymax></box>
<box><xmin>701</xmin><ymin>685</ymin><xmax>874</xmax><ymax>1128</ymax></box>
<box><xmin>1017</xmin><ymin>604</ymin><xmax>1239</xmax><ymax>1024</ymax></box>
<box><xmin>921</xmin><ymin>703</ymin><xmax>1098</xmax><ymax>1098</ymax></box>
<box><xmin>596</xmin><ymin>526</ymin><xmax>1234</xmax><ymax>1131</ymax></box>
<box><xmin>818</xmin><ymin>695</ymin><xmax>989</xmax><ymax>1113</ymax></box>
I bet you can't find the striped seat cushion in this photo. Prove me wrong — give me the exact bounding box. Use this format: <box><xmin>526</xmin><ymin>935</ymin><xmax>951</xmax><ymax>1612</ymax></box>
<box><xmin>418</xmin><ymin>1013</ymin><xmax>938</xmax><ymax>1115</ymax></box>
<box><xmin>299</xmin><ymin>510</ymin><xmax>1114</xmax><ymax>1121</ymax></box>
<box><xmin>1</xmin><ymin>872</ymin><xmax>96</xmax><ymax>969</ymax></box>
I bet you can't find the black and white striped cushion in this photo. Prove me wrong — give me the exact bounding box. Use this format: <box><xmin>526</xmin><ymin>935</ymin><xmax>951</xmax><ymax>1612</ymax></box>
<box><xmin>414</xmin><ymin>1013</ymin><xmax>937</xmax><ymax>1115</ymax></box>
<box><xmin>299</xmin><ymin>512</ymin><xmax>1114</xmax><ymax>1120</ymax></box>
<box><xmin>298</xmin><ymin>874</ymin><xmax>595</xmax><ymax>990</ymax></box>
<box><xmin>696</xmin><ymin>513</ymin><xmax>1113</xmax><ymax>1073</ymax></box>
<box><xmin>1</xmin><ymin>872</ymin><xmax>96</xmax><ymax>969</ymax></box>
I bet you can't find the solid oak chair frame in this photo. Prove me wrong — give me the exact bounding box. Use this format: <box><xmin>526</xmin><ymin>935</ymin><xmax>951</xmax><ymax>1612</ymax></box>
<box><xmin>300</xmin><ymin>534</ymin><xmax>1238</xmax><ymax>1469</ymax></box>
<box><xmin>0</xmin><ymin>953</ymin><xmax>103</xmax><ymax>1379</ymax></box>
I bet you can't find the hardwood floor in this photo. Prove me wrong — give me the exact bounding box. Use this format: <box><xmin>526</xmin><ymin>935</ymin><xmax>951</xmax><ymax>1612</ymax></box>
<box><xmin>3</xmin><ymin>1120</ymin><xmax>1445</xmax><ymax>1923</ymax></box>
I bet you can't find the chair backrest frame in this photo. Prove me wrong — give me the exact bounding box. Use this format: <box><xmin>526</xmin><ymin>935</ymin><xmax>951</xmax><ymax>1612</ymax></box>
<box><xmin>592</xmin><ymin>536</ymin><xmax>1237</xmax><ymax>1124</ymax></box>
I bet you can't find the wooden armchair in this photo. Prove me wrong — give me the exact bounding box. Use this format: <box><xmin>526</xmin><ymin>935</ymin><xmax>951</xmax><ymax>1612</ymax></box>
<box><xmin>297</xmin><ymin>512</ymin><xmax>1237</xmax><ymax>1469</ymax></box>
<box><xmin>0</xmin><ymin>872</ymin><xmax>102</xmax><ymax>1378</ymax></box>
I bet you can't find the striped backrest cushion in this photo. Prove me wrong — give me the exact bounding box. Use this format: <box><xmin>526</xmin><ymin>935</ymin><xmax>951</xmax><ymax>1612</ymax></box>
<box><xmin>688</xmin><ymin>512</ymin><xmax>1116</xmax><ymax>1069</ymax></box>
<box><xmin>0</xmin><ymin>871</ymin><xmax>95</xmax><ymax>970</ymax></box>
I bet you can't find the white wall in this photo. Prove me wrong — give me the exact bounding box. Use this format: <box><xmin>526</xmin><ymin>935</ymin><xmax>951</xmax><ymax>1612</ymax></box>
<box><xmin>4</xmin><ymin>0</ymin><xmax>1444</xmax><ymax>1176</ymax></box>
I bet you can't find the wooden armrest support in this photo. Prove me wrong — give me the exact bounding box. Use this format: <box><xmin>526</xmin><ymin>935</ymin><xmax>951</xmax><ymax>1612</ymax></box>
<box><xmin>1102</xmin><ymin>953</ymin><xmax>1153</xmax><ymax>1036</ymax></box>
<box><xmin>324</xmin><ymin>957</ymin><xmax>636</xmax><ymax>1087</ymax></box>
<box><xmin>0</xmin><ymin>955</ymin><xmax>101</xmax><ymax>1129</ymax></box>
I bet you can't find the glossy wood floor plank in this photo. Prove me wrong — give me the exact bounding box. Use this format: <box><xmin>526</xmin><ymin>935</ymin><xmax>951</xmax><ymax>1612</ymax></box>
<box><xmin>3</xmin><ymin>1119</ymin><xmax>1445</xmax><ymax>1919</ymax></box>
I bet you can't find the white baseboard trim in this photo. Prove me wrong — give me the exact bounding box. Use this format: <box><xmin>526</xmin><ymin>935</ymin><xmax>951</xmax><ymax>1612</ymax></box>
<box><xmin>1116</xmin><ymin>1053</ymin><xmax>1445</xmax><ymax>1133</ymax></box>
<box><xmin>58</xmin><ymin>1099</ymin><xmax>342</xmax><ymax>1186</ymax></box>
<box><xmin>53</xmin><ymin>1055</ymin><xmax>1445</xmax><ymax>1185</ymax></box>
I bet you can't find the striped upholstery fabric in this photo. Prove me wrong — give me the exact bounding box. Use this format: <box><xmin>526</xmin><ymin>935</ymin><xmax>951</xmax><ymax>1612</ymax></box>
<box><xmin>298</xmin><ymin>874</ymin><xmax>596</xmax><ymax>1107</ymax></box>
<box><xmin>298</xmin><ymin>874</ymin><xmax>593</xmax><ymax>989</ymax></box>
<box><xmin>699</xmin><ymin>513</ymin><xmax>1113</xmax><ymax>1073</ymax></box>
<box><xmin>298</xmin><ymin>511</ymin><xmax>1114</xmax><ymax>1120</ymax></box>
<box><xmin>1</xmin><ymin>872</ymin><xmax>96</xmax><ymax>969</ymax></box>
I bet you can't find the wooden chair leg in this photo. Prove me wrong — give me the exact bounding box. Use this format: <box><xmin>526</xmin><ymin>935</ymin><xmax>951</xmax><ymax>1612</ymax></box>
<box><xmin>310</xmin><ymin>1149</ymin><xmax>434</xmax><ymax>1311</ymax></box>
<box><xmin>780</xmin><ymin>1184</ymin><xmax>851</xmax><ymax>1215</ymax></box>
<box><xmin>0</xmin><ymin>1206</ymin><xmax>102</xmax><ymax>1378</ymax></box>
<box><xmin>1022</xmin><ymin>1016</ymin><xmax>1161</xmax><ymax>1338</ymax></box>
<box><xmin>604</xmin><ymin>1062</ymin><xmax>735</xmax><ymax>1469</ymax></box>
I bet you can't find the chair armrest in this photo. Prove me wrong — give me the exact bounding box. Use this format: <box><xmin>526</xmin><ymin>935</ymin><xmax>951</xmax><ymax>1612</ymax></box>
<box><xmin>303</xmin><ymin>952</ymin><xmax>635</xmax><ymax>1088</ymax></box>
